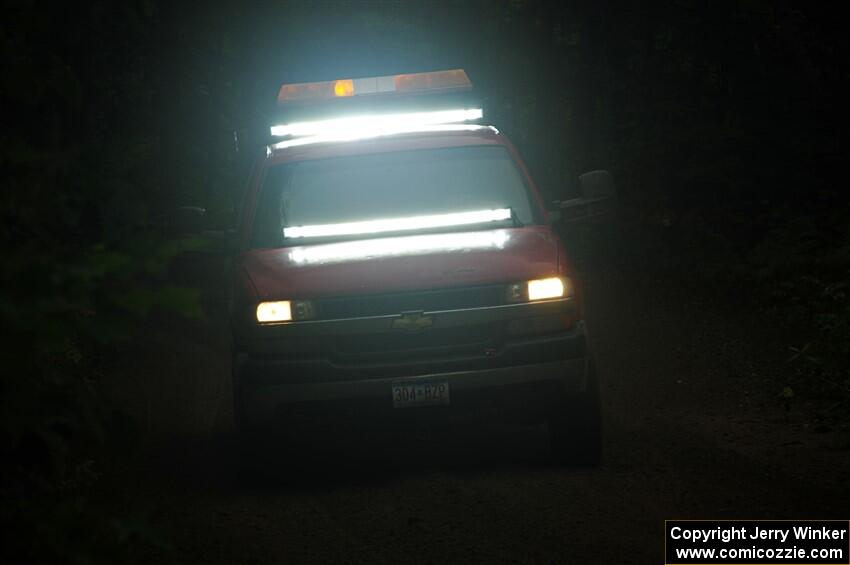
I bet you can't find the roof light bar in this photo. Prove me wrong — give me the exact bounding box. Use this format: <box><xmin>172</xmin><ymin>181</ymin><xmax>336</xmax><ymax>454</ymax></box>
<box><xmin>283</xmin><ymin>208</ymin><xmax>511</xmax><ymax>239</ymax></box>
<box><xmin>394</xmin><ymin>69</ymin><xmax>472</xmax><ymax>93</ymax></box>
<box><xmin>270</xmin><ymin>108</ymin><xmax>482</xmax><ymax>138</ymax></box>
<box><xmin>277</xmin><ymin>69</ymin><xmax>472</xmax><ymax>104</ymax></box>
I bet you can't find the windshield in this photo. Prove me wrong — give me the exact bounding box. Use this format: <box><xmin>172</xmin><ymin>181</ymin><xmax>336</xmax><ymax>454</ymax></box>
<box><xmin>251</xmin><ymin>145</ymin><xmax>538</xmax><ymax>248</ymax></box>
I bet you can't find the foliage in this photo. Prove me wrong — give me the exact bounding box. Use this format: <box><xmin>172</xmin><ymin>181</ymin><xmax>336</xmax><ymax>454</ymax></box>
<box><xmin>2</xmin><ymin>1</ymin><xmax>207</xmax><ymax>562</ymax></box>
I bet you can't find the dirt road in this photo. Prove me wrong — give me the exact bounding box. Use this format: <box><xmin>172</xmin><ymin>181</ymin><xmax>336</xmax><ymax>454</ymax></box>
<box><xmin>107</xmin><ymin>257</ymin><xmax>849</xmax><ymax>564</ymax></box>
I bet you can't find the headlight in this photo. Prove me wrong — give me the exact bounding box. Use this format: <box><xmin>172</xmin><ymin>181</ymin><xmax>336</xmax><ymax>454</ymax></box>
<box><xmin>256</xmin><ymin>301</ymin><xmax>292</xmax><ymax>323</ymax></box>
<box><xmin>256</xmin><ymin>300</ymin><xmax>315</xmax><ymax>323</ymax></box>
<box><xmin>528</xmin><ymin>277</ymin><xmax>567</xmax><ymax>301</ymax></box>
<box><xmin>508</xmin><ymin>277</ymin><xmax>573</xmax><ymax>303</ymax></box>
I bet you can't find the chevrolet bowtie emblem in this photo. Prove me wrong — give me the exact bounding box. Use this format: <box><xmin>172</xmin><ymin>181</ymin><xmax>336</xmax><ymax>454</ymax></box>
<box><xmin>391</xmin><ymin>311</ymin><xmax>433</xmax><ymax>331</ymax></box>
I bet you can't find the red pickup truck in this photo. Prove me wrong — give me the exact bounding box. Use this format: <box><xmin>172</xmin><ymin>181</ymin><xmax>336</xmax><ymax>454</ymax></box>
<box><xmin>229</xmin><ymin>70</ymin><xmax>609</xmax><ymax>464</ymax></box>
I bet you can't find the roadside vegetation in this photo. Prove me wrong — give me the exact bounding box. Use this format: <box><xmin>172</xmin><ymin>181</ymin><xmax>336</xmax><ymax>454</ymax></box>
<box><xmin>2</xmin><ymin>1</ymin><xmax>847</xmax><ymax>562</ymax></box>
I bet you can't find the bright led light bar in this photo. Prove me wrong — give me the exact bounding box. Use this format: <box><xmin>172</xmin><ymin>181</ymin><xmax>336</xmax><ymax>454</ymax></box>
<box><xmin>290</xmin><ymin>230</ymin><xmax>509</xmax><ymax>265</ymax></box>
<box><xmin>270</xmin><ymin>108</ymin><xmax>483</xmax><ymax>138</ymax></box>
<box><xmin>284</xmin><ymin>208</ymin><xmax>511</xmax><ymax>239</ymax></box>
<box><xmin>271</xmin><ymin>124</ymin><xmax>493</xmax><ymax>150</ymax></box>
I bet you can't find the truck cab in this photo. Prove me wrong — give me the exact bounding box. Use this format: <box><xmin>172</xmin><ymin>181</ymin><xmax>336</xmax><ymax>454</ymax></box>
<box><xmin>230</xmin><ymin>70</ymin><xmax>602</xmax><ymax>463</ymax></box>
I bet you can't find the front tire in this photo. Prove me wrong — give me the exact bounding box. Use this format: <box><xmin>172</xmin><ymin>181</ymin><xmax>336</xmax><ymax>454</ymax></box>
<box><xmin>548</xmin><ymin>358</ymin><xmax>602</xmax><ymax>465</ymax></box>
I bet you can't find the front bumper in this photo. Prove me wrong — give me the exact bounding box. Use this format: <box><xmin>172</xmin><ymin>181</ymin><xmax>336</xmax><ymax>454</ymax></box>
<box><xmin>241</xmin><ymin>357</ymin><xmax>588</xmax><ymax>424</ymax></box>
<box><xmin>235</xmin><ymin>315</ymin><xmax>589</xmax><ymax>426</ymax></box>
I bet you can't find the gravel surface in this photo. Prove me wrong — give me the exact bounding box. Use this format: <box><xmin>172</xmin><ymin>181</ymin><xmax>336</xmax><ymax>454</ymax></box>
<box><xmin>104</xmin><ymin>256</ymin><xmax>850</xmax><ymax>564</ymax></box>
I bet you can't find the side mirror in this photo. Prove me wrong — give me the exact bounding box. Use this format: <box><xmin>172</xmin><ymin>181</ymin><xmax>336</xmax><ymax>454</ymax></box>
<box><xmin>161</xmin><ymin>206</ymin><xmax>239</xmax><ymax>255</ymax></box>
<box><xmin>557</xmin><ymin>170</ymin><xmax>618</xmax><ymax>225</ymax></box>
<box><xmin>168</xmin><ymin>206</ymin><xmax>207</xmax><ymax>234</ymax></box>
<box><xmin>204</xmin><ymin>206</ymin><xmax>238</xmax><ymax>231</ymax></box>
<box><xmin>579</xmin><ymin>170</ymin><xmax>617</xmax><ymax>200</ymax></box>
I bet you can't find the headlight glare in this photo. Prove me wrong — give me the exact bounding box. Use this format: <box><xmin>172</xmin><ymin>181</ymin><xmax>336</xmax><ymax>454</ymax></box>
<box><xmin>527</xmin><ymin>277</ymin><xmax>567</xmax><ymax>301</ymax></box>
<box><xmin>256</xmin><ymin>300</ymin><xmax>316</xmax><ymax>323</ymax></box>
<box><xmin>256</xmin><ymin>301</ymin><xmax>292</xmax><ymax>323</ymax></box>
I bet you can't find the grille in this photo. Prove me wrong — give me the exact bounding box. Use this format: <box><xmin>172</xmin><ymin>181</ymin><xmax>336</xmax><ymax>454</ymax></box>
<box><xmin>316</xmin><ymin>284</ymin><xmax>507</xmax><ymax>320</ymax></box>
<box><xmin>329</xmin><ymin>321</ymin><xmax>501</xmax><ymax>361</ymax></box>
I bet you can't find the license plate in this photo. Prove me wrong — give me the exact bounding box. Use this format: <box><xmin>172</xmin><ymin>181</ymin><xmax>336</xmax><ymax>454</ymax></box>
<box><xmin>392</xmin><ymin>380</ymin><xmax>450</xmax><ymax>408</ymax></box>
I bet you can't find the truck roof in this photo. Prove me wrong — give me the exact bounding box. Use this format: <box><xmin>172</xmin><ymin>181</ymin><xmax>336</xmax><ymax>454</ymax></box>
<box><xmin>265</xmin><ymin>125</ymin><xmax>505</xmax><ymax>165</ymax></box>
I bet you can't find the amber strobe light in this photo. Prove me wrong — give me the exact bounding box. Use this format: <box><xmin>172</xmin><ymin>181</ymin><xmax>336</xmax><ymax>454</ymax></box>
<box><xmin>333</xmin><ymin>79</ymin><xmax>354</xmax><ymax>97</ymax></box>
<box><xmin>277</xmin><ymin>69</ymin><xmax>473</xmax><ymax>104</ymax></box>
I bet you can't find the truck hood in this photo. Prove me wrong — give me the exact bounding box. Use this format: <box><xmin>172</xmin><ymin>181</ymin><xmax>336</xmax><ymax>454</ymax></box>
<box><xmin>241</xmin><ymin>226</ymin><xmax>560</xmax><ymax>300</ymax></box>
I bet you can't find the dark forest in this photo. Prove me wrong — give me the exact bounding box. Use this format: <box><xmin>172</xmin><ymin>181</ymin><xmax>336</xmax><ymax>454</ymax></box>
<box><xmin>2</xmin><ymin>1</ymin><xmax>848</xmax><ymax>563</ymax></box>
